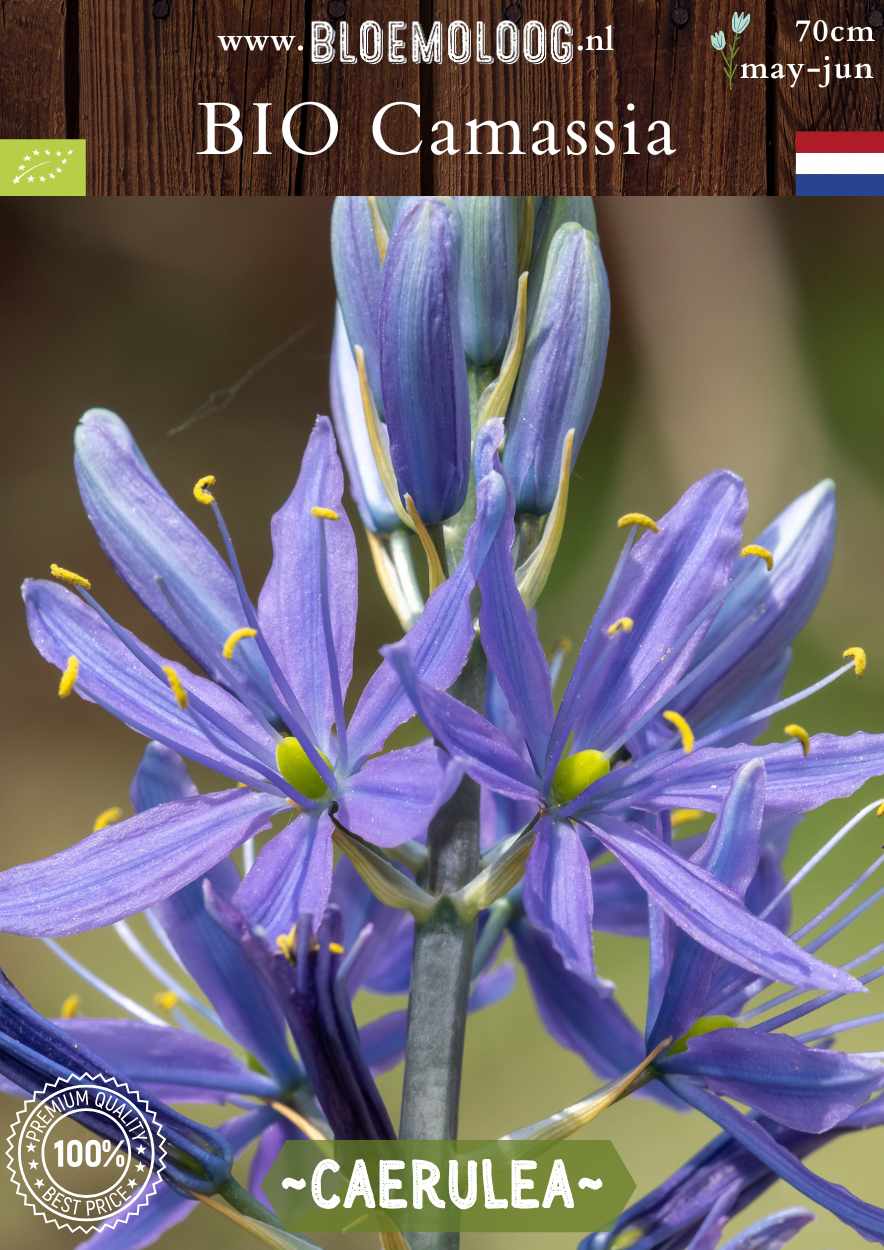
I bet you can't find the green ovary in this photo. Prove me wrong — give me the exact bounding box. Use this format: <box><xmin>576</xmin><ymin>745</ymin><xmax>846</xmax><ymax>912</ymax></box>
<box><xmin>668</xmin><ymin>1014</ymin><xmax>739</xmax><ymax>1056</ymax></box>
<box><xmin>552</xmin><ymin>749</ymin><xmax>611</xmax><ymax>803</ymax></box>
<box><xmin>276</xmin><ymin>736</ymin><xmax>330</xmax><ymax>800</ymax></box>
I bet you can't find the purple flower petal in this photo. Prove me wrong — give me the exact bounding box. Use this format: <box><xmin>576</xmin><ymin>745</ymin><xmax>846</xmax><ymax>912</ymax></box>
<box><xmin>477</xmin><ymin>499</ymin><xmax>554</xmax><ymax>771</ymax></box>
<box><xmin>662</xmin><ymin>1028</ymin><xmax>884</xmax><ymax>1133</ymax></box>
<box><xmin>0</xmin><ymin>789</ymin><xmax>283</xmax><ymax>936</ymax></box>
<box><xmin>337</xmin><ymin>741</ymin><xmax>448</xmax><ymax>847</ymax></box>
<box><xmin>621</xmin><ymin>732</ymin><xmax>884</xmax><ymax>820</ymax></box>
<box><xmin>346</xmin><ymin>438</ymin><xmax>508</xmax><ymax>760</ymax></box>
<box><xmin>550</xmin><ymin>471</ymin><xmax>748</xmax><ymax>767</ymax></box>
<box><xmin>381</xmin><ymin>650</ymin><xmax>542</xmax><ymax>801</ymax></box>
<box><xmin>667</xmin><ymin>1077</ymin><xmax>884</xmax><ymax>1243</ymax></box>
<box><xmin>647</xmin><ymin>760</ymin><xmax>766</xmax><ymax>1046</ymax></box>
<box><xmin>73</xmin><ymin>409</ymin><xmax>275</xmax><ymax>715</ymax></box>
<box><xmin>331</xmin><ymin>198</ymin><xmax>384</xmax><ymax>402</ymax></box>
<box><xmin>720</xmin><ymin>1209</ymin><xmax>814</xmax><ymax>1250</ymax></box>
<box><xmin>524</xmin><ymin>819</ymin><xmax>596</xmax><ymax>980</ymax></box>
<box><xmin>24</xmin><ymin>579</ymin><xmax>275</xmax><ymax>783</ymax></box>
<box><xmin>587</xmin><ymin>815</ymin><xmax>863</xmax><ymax>997</ymax></box>
<box><xmin>235</xmin><ymin>810</ymin><xmax>333</xmax><ymax>938</ymax></box>
<box><xmin>677</xmin><ymin>480</ymin><xmax>836</xmax><ymax>739</ymax></box>
<box><xmin>58</xmin><ymin>1019</ymin><xmax>275</xmax><ymax>1101</ymax></box>
<box><xmin>257</xmin><ymin>417</ymin><xmax>357</xmax><ymax>752</ymax></box>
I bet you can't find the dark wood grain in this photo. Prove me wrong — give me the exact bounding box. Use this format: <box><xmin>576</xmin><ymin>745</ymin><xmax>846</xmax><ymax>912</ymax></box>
<box><xmin>428</xmin><ymin>1</ymin><xmax>768</xmax><ymax>195</ymax></box>
<box><xmin>7</xmin><ymin>0</ymin><xmax>884</xmax><ymax>194</ymax></box>
<box><xmin>80</xmin><ymin>1</ymin><xmax>309</xmax><ymax>194</ymax></box>
<box><xmin>0</xmin><ymin>0</ymin><xmax>68</xmax><ymax>138</ymax></box>
<box><xmin>773</xmin><ymin>0</ymin><xmax>884</xmax><ymax>192</ymax></box>
<box><xmin>300</xmin><ymin>1</ymin><xmax>422</xmax><ymax>193</ymax></box>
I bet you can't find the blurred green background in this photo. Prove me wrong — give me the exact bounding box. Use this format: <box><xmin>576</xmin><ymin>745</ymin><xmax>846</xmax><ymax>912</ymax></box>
<box><xmin>1</xmin><ymin>199</ymin><xmax>883</xmax><ymax>1249</ymax></box>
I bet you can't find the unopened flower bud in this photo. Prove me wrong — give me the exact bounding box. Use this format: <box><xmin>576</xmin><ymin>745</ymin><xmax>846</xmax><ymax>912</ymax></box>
<box><xmin>504</xmin><ymin>222</ymin><xmax>610</xmax><ymax>515</ymax></box>
<box><xmin>379</xmin><ymin>197</ymin><xmax>471</xmax><ymax>524</ymax></box>
<box><xmin>455</xmin><ymin>197</ymin><xmax>520</xmax><ymax>365</ymax></box>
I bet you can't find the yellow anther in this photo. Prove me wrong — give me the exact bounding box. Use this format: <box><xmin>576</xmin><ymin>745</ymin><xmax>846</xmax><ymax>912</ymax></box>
<box><xmin>785</xmin><ymin>723</ymin><xmax>811</xmax><ymax>756</ymax></box>
<box><xmin>50</xmin><ymin>563</ymin><xmax>91</xmax><ymax>590</ymax></box>
<box><xmin>329</xmin><ymin>942</ymin><xmax>345</xmax><ymax>956</ymax></box>
<box><xmin>843</xmin><ymin>646</ymin><xmax>867</xmax><ymax>677</ymax></box>
<box><xmin>877</xmin><ymin>802</ymin><xmax>884</xmax><ymax>818</ymax></box>
<box><xmin>310</xmin><ymin>506</ymin><xmax>340</xmax><ymax>521</ymax></box>
<box><xmin>276</xmin><ymin>927</ymin><xmax>297</xmax><ymax>960</ymax></box>
<box><xmin>161</xmin><ymin>666</ymin><xmax>188</xmax><ymax>709</ymax></box>
<box><xmin>222</xmin><ymin>627</ymin><xmax>257</xmax><ymax>660</ymax></box>
<box><xmin>740</xmin><ymin>544</ymin><xmax>774</xmax><ymax>571</ymax></box>
<box><xmin>154</xmin><ymin>990</ymin><xmax>179</xmax><ymax>1012</ymax></box>
<box><xmin>60</xmin><ymin>994</ymin><xmax>80</xmax><ymax>1020</ymax></box>
<box><xmin>662</xmin><ymin>710</ymin><xmax>695</xmax><ymax>754</ymax></box>
<box><xmin>607</xmin><ymin>617</ymin><xmax>634</xmax><ymax>637</ymax></box>
<box><xmin>552</xmin><ymin>749</ymin><xmax>611</xmax><ymax>804</ymax></box>
<box><xmin>276</xmin><ymin>737</ymin><xmax>330</xmax><ymax>800</ymax></box>
<box><xmin>58</xmin><ymin>655</ymin><xmax>79</xmax><ymax>699</ymax></box>
<box><xmin>557</xmin><ymin>637</ymin><xmax>573</xmax><ymax>654</ymax></box>
<box><xmin>671</xmin><ymin>808</ymin><xmax>705</xmax><ymax>828</ymax></box>
<box><xmin>617</xmin><ymin>512</ymin><xmax>659</xmax><ymax>534</ymax></box>
<box><xmin>193</xmin><ymin>474</ymin><xmax>216</xmax><ymax>505</ymax></box>
<box><xmin>93</xmin><ymin>806</ymin><xmax>124</xmax><ymax>833</ymax></box>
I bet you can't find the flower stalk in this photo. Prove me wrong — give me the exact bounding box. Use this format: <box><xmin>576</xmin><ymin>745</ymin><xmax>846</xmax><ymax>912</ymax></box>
<box><xmin>398</xmin><ymin>646</ymin><xmax>486</xmax><ymax>1250</ymax></box>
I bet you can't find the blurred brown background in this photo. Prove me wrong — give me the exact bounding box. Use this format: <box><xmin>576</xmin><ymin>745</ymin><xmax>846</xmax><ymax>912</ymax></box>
<box><xmin>1</xmin><ymin>198</ymin><xmax>883</xmax><ymax>1248</ymax></box>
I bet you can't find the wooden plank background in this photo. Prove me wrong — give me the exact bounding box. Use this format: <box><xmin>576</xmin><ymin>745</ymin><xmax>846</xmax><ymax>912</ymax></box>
<box><xmin>0</xmin><ymin>0</ymin><xmax>881</xmax><ymax>193</ymax></box>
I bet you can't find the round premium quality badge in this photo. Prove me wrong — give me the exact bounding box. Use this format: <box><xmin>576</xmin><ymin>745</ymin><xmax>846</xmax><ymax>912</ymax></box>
<box><xmin>6</xmin><ymin>1073</ymin><xmax>165</xmax><ymax>1234</ymax></box>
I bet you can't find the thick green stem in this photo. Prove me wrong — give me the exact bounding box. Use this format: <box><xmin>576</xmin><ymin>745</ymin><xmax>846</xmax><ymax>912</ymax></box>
<box><xmin>399</xmin><ymin>649</ymin><xmax>485</xmax><ymax>1250</ymax></box>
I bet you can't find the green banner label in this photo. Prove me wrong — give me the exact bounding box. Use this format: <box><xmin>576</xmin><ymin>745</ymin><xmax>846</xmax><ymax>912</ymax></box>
<box><xmin>0</xmin><ymin>141</ymin><xmax>87</xmax><ymax>196</ymax></box>
<box><xmin>266</xmin><ymin>1140</ymin><xmax>634</xmax><ymax>1234</ymax></box>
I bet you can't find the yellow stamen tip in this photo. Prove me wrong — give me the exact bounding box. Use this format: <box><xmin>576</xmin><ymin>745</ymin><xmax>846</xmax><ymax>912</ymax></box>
<box><xmin>222</xmin><ymin>626</ymin><xmax>258</xmax><ymax>660</ymax></box>
<box><xmin>557</xmin><ymin>637</ymin><xmax>573</xmax><ymax>655</ymax></box>
<box><xmin>154</xmin><ymin>990</ymin><xmax>179</xmax><ymax>1012</ymax></box>
<box><xmin>740</xmin><ymin>544</ymin><xmax>774</xmax><ymax>571</ymax></box>
<box><xmin>60</xmin><ymin>994</ymin><xmax>80</xmax><ymax>1020</ymax></box>
<box><xmin>328</xmin><ymin>942</ymin><xmax>345</xmax><ymax>956</ymax></box>
<box><xmin>161</xmin><ymin>665</ymin><xmax>188</xmax><ymax>709</ymax></box>
<box><xmin>784</xmin><ymin>723</ymin><xmax>811</xmax><ymax>756</ymax></box>
<box><xmin>607</xmin><ymin>617</ymin><xmax>635</xmax><ymax>637</ymax></box>
<box><xmin>877</xmin><ymin>802</ymin><xmax>884</xmax><ymax>818</ymax></box>
<box><xmin>617</xmin><ymin>512</ymin><xmax>659</xmax><ymax>534</ymax></box>
<box><xmin>50</xmin><ymin>564</ymin><xmax>91</xmax><ymax>590</ymax></box>
<box><xmin>843</xmin><ymin>646</ymin><xmax>867</xmax><ymax>677</ymax></box>
<box><xmin>310</xmin><ymin>506</ymin><xmax>340</xmax><ymax>521</ymax></box>
<box><xmin>276</xmin><ymin>927</ymin><xmax>297</xmax><ymax>960</ymax></box>
<box><xmin>671</xmin><ymin>808</ymin><xmax>705</xmax><ymax>828</ymax></box>
<box><xmin>662</xmin><ymin>710</ymin><xmax>695</xmax><ymax>754</ymax></box>
<box><xmin>93</xmin><ymin>806</ymin><xmax>124</xmax><ymax>833</ymax></box>
<box><xmin>58</xmin><ymin>655</ymin><xmax>79</xmax><ymax>699</ymax></box>
<box><xmin>193</xmin><ymin>474</ymin><xmax>216</xmax><ymax>505</ymax></box>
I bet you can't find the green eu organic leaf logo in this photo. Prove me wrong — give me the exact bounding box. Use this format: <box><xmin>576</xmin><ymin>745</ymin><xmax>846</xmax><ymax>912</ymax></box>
<box><xmin>0</xmin><ymin>140</ymin><xmax>86</xmax><ymax>196</ymax></box>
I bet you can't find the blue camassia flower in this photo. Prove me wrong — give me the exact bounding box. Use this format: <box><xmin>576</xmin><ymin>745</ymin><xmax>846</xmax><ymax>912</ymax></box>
<box><xmin>0</xmin><ymin>743</ymin><xmax>511</xmax><ymax>1249</ymax></box>
<box><xmin>0</xmin><ymin>411</ymin><xmax>507</xmax><ymax>939</ymax></box>
<box><xmin>575</xmin><ymin>760</ymin><xmax>884</xmax><ymax>1245</ymax></box>
<box><xmin>387</xmin><ymin>465</ymin><xmax>883</xmax><ymax>993</ymax></box>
